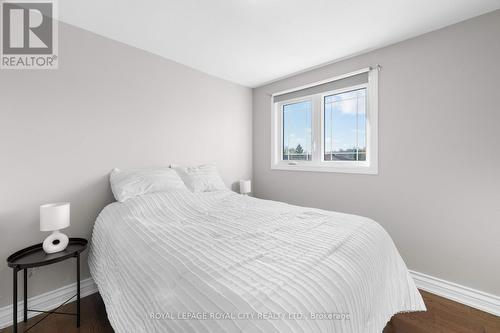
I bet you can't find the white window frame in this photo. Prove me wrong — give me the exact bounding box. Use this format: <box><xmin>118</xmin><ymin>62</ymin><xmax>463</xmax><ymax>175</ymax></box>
<box><xmin>270</xmin><ymin>67</ymin><xmax>378</xmax><ymax>174</ymax></box>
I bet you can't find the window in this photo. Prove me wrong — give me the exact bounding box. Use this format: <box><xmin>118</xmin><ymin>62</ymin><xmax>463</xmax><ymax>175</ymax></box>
<box><xmin>271</xmin><ymin>68</ymin><xmax>378</xmax><ymax>174</ymax></box>
<box><xmin>324</xmin><ymin>88</ymin><xmax>366</xmax><ymax>162</ymax></box>
<box><xmin>282</xmin><ymin>100</ymin><xmax>312</xmax><ymax>161</ymax></box>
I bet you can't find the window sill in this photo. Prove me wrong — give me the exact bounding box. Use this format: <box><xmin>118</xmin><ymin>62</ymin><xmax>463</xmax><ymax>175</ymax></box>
<box><xmin>270</xmin><ymin>163</ymin><xmax>378</xmax><ymax>175</ymax></box>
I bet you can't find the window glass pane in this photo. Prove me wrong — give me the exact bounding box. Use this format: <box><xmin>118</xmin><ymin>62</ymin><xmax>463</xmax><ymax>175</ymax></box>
<box><xmin>282</xmin><ymin>100</ymin><xmax>312</xmax><ymax>161</ymax></box>
<box><xmin>324</xmin><ymin>88</ymin><xmax>366</xmax><ymax>161</ymax></box>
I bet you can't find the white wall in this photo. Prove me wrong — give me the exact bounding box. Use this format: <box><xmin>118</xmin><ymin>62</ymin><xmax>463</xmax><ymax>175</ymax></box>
<box><xmin>252</xmin><ymin>10</ymin><xmax>500</xmax><ymax>296</ymax></box>
<box><xmin>0</xmin><ymin>22</ymin><xmax>252</xmax><ymax>307</ymax></box>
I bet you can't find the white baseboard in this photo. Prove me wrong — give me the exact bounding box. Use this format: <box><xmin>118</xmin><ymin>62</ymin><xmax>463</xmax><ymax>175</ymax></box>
<box><xmin>0</xmin><ymin>271</ymin><xmax>498</xmax><ymax>329</ymax></box>
<box><xmin>0</xmin><ymin>277</ymin><xmax>98</xmax><ymax>329</ymax></box>
<box><xmin>410</xmin><ymin>270</ymin><xmax>500</xmax><ymax>317</ymax></box>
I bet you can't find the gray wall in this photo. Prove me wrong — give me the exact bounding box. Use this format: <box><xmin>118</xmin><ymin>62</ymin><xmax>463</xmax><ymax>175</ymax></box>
<box><xmin>253</xmin><ymin>10</ymin><xmax>500</xmax><ymax>296</ymax></box>
<box><xmin>0</xmin><ymin>23</ymin><xmax>252</xmax><ymax>307</ymax></box>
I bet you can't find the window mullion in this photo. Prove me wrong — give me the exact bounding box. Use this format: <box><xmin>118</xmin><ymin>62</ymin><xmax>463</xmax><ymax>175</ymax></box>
<box><xmin>312</xmin><ymin>95</ymin><xmax>322</xmax><ymax>164</ymax></box>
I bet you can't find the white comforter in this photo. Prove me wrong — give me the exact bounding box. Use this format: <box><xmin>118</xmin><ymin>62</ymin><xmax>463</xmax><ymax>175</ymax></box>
<box><xmin>89</xmin><ymin>190</ymin><xmax>425</xmax><ymax>333</ymax></box>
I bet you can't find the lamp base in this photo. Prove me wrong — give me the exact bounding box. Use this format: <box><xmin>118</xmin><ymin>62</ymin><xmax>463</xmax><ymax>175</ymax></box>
<box><xmin>43</xmin><ymin>230</ymin><xmax>69</xmax><ymax>254</ymax></box>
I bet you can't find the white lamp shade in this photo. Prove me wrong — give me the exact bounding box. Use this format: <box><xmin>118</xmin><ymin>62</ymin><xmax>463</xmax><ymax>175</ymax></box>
<box><xmin>40</xmin><ymin>202</ymin><xmax>70</xmax><ymax>231</ymax></box>
<box><xmin>239</xmin><ymin>180</ymin><xmax>251</xmax><ymax>194</ymax></box>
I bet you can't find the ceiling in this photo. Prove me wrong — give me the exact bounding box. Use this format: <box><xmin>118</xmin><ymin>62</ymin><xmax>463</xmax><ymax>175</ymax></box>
<box><xmin>59</xmin><ymin>0</ymin><xmax>500</xmax><ymax>87</ymax></box>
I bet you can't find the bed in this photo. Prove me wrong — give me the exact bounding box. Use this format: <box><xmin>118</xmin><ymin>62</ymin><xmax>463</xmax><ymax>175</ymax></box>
<box><xmin>88</xmin><ymin>189</ymin><xmax>425</xmax><ymax>333</ymax></box>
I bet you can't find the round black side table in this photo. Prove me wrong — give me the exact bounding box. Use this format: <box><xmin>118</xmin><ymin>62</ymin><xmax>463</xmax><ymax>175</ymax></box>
<box><xmin>6</xmin><ymin>238</ymin><xmax>88</xmax><ymax>333</ymax></box>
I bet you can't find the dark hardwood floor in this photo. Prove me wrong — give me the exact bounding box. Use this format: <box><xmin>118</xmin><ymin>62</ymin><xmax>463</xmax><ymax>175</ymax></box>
<box><xmin>0</xmin><ymin>293</ymin><xmax>114</xmax><ymax>333</ymax></box>
<box><xmin>383</xmin><ymin>290</ymin><xmax>500</xmax><ymax>333</ymax></box>
<box><xmin>1</xmin><ymin>290</ymin><xmax>499</xmax><ymax>333</ymax></box>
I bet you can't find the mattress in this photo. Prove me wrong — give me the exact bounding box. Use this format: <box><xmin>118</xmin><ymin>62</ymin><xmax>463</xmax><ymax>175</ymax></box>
<box><xmin>88</xmin><ymin>190</ymin><xmax>425</xmax><ymax>333</ymax></box>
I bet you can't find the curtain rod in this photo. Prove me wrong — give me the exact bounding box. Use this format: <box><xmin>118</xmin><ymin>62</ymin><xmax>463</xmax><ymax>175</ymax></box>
<box><xmin>270</xmin><ymin>65</ymin><xmax>381</xmax><ymax>98</ymax></box>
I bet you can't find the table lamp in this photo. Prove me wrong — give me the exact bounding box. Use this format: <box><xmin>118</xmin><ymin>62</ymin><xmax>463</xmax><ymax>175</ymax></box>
<box><xmin>239</xmin><ymin>180</ymin><xmax>251</xmax><ymax>196</ymax></box>
<box><xmin>40</xmin><ymin>202</ymin><xmax>70</xmax><ymax>254</ymax></box>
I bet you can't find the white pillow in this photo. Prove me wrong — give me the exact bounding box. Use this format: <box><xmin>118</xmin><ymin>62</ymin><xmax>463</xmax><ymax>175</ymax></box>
<box><xmin>174</xmin><ymin>164</ymin><xmax>227</xmax><ymax>193</ymax></box>
<box><xmin>110</xmin><ymin>167</ymin><xmax>188</xmax><ymax>202</ymax></box>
